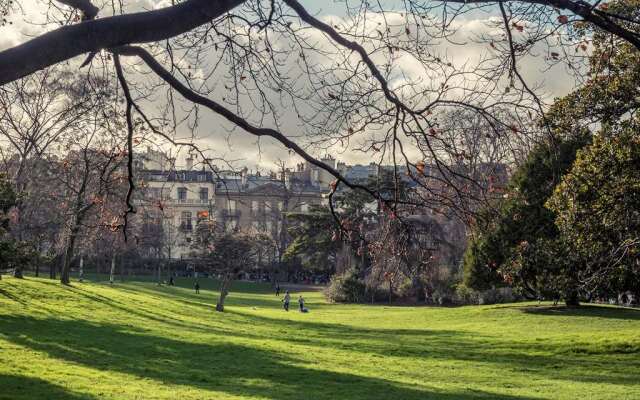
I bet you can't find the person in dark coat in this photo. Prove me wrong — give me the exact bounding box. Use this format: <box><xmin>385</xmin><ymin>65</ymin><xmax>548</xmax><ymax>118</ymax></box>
<box><xmin>282</xmin><ymin>290</ymin><xmax>290</xmax><ymax>311</ymax></box>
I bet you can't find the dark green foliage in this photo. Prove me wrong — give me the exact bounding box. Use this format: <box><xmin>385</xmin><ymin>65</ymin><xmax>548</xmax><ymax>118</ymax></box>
<box><xmin>462</xmin><ymin>234</ymin><xmax>502</xmax><ymax>291</ymax></box>
<box><xmin>548</xmin><ymin>122</ymin><xmax>640</xmax><ymax>299</ymax></box>
<box><xmin>0</xmin><ymin>174</ymin><xmax>33</xmax><ymax>275</ymax></box>
<box><xmin>283</xmin><ymin>206</ymin><xmax>340</xmax><ymax>274</ymax></box>
<box><xmin>323</xmin><ymin>268</ymin><xmax>367</xmax><ymax>303</ymax></box>
<box><xmin>463</xmin><ymin>134</ymin><xmax>590</xmax><ymax>300</ymax></box>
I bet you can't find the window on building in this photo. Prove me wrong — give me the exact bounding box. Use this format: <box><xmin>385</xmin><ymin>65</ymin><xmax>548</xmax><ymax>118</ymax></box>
<box><xmin>177</xmin><ymin>187</ymin><xmax>187</xmax><ymax>201</ymax></box>
<box><xmin>277</xmin><ymin>201</ymin><xmax>284</xmax><ymax>211</ymax></box>
<box><xmin>199</xmin><ymin>187</ymin><xmax>208</xmax><ymax>202</ymax></box>
<box><xmin>266</xmin><ymin>220</ymin><xmax>273</xmax><ymax>233</ymax></box>
<box><xmin>148</xmin><ymin>187</ymin><xmax>161</xmax><ymax>199</ymax></box>
<box><xmin>180</xmin><ymin>211</ymin><xmax>192</xmax><ymax>231</ymax></box>
<box><xmin>251</xmin><ymin>200</ymin><xmax>259</xmax><ymax>213</ymax></box>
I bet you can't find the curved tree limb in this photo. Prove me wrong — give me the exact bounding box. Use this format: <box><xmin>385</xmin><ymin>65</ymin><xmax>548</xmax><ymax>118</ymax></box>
<box><xmin>113</xmin><ymin>54</ymin><xmax>136</xmax><ymax>241</ymax></box>
<box><xmin>1</xmin><ymin>0</ymin><xmax>640</xmax><ymax>87</ymax></box>
<box><xmin>112</xmin><ymin>45</ymin><xmax>381</xmax><ymax>201</ymax></box>
<box><xmin>55</xmin><ymin>0</ymin><xmax>100</xmax><ymax>20</ymax></box>
<box><xmin>0</xmin><ymin>0</ymin><xmax>244</xmax><ymax>85</ymax></box>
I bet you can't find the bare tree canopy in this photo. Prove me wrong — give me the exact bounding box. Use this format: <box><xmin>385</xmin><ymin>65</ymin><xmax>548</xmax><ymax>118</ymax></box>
<box><xmin>1</xmin><ymin>0</ymin><xmax>639</xmax><ymax>229</ymax></box>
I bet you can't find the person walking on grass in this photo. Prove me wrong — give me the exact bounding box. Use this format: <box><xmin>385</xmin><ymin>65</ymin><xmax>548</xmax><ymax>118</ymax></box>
<box><xmin>275</xmin><ymin>283</ymin><xmax>280</xmax><ymax>297</ymax></box>
<box><xmin>282</xmin><ymin>290</ymin><xmax>290</xmax><ymax>311</ymax></box>
<box><xmin>195</xmin><ymin>281</ymin><xmax>200</xmax><ymax>294</ymax></box>
<box><xmin>298</xmin><ymin>295</ymin><xmax>305</xmax><ymax>312</ymax></box>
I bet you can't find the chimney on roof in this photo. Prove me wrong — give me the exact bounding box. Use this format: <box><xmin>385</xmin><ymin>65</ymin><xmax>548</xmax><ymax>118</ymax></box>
<box><xmin>186</xmin><ymin>156</ymin><xmax>193</xmax><ymax>171</ymax></box>
<box><xmin>241</xmin><ymin>167</ymin><xmax>248</xmax><ymax>187</ymax></box>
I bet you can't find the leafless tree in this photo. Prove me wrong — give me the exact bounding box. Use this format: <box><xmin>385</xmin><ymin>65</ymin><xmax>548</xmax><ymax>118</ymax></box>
<box><xmin>52</xmin><ymin>119</ymin><xmax>126</xmax><ymax>284</ymax></box>
<box><xmin>1</xmin><ymin>0</ymin><xmax>637</xmax><ymax>241</ymax></box>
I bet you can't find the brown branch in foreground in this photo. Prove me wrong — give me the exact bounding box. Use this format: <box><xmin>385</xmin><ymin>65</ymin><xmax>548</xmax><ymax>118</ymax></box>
<box><xmin>112</xmin><ymin>45</ymin><xmax>384</xmax><ymax>204</ymax></box>
<box><xmin>0</xmin><ymin>0</ymin><xmax>244</xmax><ymax>85</ymax></box>
<box><xmin>113</xmin><ymin>54</ymin><xmax>136</xmax><ymax>242</ymax></box>
<box><xmin>498</xmin><ymin>2</ymin><xmax>554</xmax><ymax>140</ymax></box>
<box><xmin>55</xmin><ymin>0</ymin><xmax>99</xmax><ymax>20</ymax></box>
<box><xmin>1</xmin><ymin>0</ymin><xmax>640</xmax><ymax>87</ymax></box>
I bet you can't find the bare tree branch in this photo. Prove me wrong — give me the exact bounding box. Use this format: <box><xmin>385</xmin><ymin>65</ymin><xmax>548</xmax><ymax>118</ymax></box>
<box><xmin>0</xmin><ymin>0</ymin><xmax>244</xmax><ymax>85</ymax></box>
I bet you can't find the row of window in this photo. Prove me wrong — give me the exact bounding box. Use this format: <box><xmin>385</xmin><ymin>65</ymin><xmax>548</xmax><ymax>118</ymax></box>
<box><xmin>178</xmin><ymin>187</ymin><xmax>209</xmax><ymax>201</ymax></box>
<box><xmin>146</xmin><ymin>186</ymin><xmax>209</xmax><ymax>201</ymax></box>
<box><xmin>148</xmin><ymin>188</ymin><xmax>311</xmax><ymax>213</ymax></box>
<box><xmin>178</xmin><ymin>213</ymin><xmax>282</xmax><ymax>233</ymax></box>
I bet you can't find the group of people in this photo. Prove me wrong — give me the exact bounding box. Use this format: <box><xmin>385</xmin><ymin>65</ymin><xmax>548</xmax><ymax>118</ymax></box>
<box><xmin>275</xmin><ymin>283</ymin><xmax>308</xmax><ymax>313</ymax></box>
<box><xmin>187</xmin><ymin>281</ymin><xmax>308</xmax><ymax>313</ymax></box>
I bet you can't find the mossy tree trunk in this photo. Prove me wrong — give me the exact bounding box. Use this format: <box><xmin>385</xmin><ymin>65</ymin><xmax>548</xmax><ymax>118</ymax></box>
<box><xmin>216</xmin><ymin>273</ymin><xmax>232</xmax><ymax>312</ymax></box>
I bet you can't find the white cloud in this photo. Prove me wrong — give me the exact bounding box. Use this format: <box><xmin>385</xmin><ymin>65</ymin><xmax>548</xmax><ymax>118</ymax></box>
<box><xmin>1</xmin><ymin>1</ymin><xmax>584</xmax><ymax>169</ymax></box>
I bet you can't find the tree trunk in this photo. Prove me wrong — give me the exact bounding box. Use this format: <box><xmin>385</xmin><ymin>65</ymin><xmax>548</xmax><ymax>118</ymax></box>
<box><xmin>78</xmin><ymin>256</ymin><xmax>84</xmax><ymax>282</ymax></box>
<box><xmin>35</xmin><ymin>262</ymin><xmax>39</xmax><ymax>277</ymax></box>
<box><xmin>60</xmin><ymin>230</ymin><xmax>78</xmax><ymax>285</ymax></box>
<box><xmin>109</xmin><ymin>254</ymin><xmax>116</xmax><ymax>285</ymax></box>
<box><xmin>564</xmin><ymin>290</ymin><xmax>580</xmax><ymax>307</ymax></box>
<box><xmin>49</xmin><ymin>259</ymin><xmax>56</xmax><ymax>279</ymax></box>
<box><xmin>119</xmin><ymin>257</ymin><xmax>124</xmax><ymax>282</ymax></box>
<box><xmin>216</xmin><ymin>274</ymin><xmax>232</xmax><ymax>312</ymax></box>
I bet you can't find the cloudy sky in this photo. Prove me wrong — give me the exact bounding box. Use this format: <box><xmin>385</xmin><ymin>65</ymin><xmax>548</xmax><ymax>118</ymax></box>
<box><xmin>0</xmin><ymin>0</ymin><xmax>581</xmax><ymax>172</ymax></box>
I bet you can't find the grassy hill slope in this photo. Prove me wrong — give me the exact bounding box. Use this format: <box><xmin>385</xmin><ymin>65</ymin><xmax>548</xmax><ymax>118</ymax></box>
<box><xmin>0</xmin><ymin>276</ymin><xmax>639</xmax><ymax>399</ymax></box>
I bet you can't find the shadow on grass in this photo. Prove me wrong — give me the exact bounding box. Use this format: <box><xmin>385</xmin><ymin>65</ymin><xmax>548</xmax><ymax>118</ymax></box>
<box><xmin>62</xmin><ymin>285</ymin><xmax>231</xmax><ymax>335</ymax></box>
<box><xmin>0</xmin><ymin>287</ymin><xmax>27</xmax><ymax>305</ymax></box>
<box><xmin>517</xmin><ymin>304</ymin><xmax>640</xmax><ymax>320</ymax></box>
<box><xmin>222</xmin><ymin>309</ymin><xmax>640</xmax><ymax>387</ymax></box>
<box><xmin>0</xmin><ymin>315</ymin><xmax>537</xmax><ymax>400</ymax></box>
<box><xmin>0</xmin><ymin>373</ymin><xmax>98</xmax><ymax>400</ymax></box>
<box><xmin>83</xmin><ymin>273</ymin><xmax>274</xmax><ymax>294</ymax></box>
<box><xmin>31</xmin><ymin>280</ymin><xmax>640</xmax><ymax>389</ymax></box>
<box><xmin>4</xmin><ymin>279</ymin><xmax>639</xmax><ymax>394</ymax></box>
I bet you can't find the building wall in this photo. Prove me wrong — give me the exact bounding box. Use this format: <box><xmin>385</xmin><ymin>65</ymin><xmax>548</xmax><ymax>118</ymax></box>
<box><xmin>140</xmin><ymin>176</ymin><xmax>216</xmax><ymax>259</ymax></box>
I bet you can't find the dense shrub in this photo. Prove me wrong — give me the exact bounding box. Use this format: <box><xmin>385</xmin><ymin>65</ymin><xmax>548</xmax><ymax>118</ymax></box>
<box><xmin>454</xmin><ymin>284</ymin><xmax>519</xmax><ymax>305</ymax></box>
<box><xmin>324</xmin><ymin>269</ymin><xmax>366</xmax><ymax>303</ymax></box>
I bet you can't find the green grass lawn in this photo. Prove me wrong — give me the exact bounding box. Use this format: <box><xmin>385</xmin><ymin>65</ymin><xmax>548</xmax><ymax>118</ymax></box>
<box><xmin>1</xmin><ymin>276</ymin><xmax>639</xmax><ymax>400</ymax></box>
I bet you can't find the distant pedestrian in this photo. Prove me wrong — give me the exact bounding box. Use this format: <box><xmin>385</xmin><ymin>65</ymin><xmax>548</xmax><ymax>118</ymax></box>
<box><xmin>169</xmin><ymin>276</ymin><xmax>174</xmax><ymax>286</ymax></box>
<box><xmin>195</xmin><ymin>281</ymin><xmax>200</xmax><ymax>294</ymax></box>
<box><xmin>275</xmin><ymin>283</ymin><xmax>280</xmax><ymax>297</ymax></box>
<box><xmin>298</xmin><ymin>295</ymin><xmax>305</xmax><ymax>312</ymax></box>
<box><xmin>282</xmin><ymin>290</ymin><xmax>290</xmax><ymax>311</ymax></box>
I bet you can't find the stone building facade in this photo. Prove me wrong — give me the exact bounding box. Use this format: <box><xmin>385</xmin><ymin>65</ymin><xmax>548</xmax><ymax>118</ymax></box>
<box><xmin>134</xmin><ymin>148</ymin><xmax>326</xmax><ymax>260</ymax></box>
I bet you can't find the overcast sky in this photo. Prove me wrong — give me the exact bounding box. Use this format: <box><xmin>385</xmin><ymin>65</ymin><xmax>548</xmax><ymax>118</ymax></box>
<box><xmin>1</xmin><ymin>0</ymin><xmax>580</xmax><ymax>172</ymax></box>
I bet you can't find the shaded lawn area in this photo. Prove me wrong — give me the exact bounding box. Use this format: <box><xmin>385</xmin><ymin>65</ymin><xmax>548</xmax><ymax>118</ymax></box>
<box><xmin>0</xmin><ymin>277</ymin><xmax>639</xmax><ymax>400</ymax></box>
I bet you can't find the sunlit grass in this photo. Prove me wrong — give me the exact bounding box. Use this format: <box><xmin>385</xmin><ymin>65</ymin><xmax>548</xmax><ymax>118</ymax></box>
<box><xmin>0</xmin><ymin>275</ymin><xmax>639</xmax><ymax>399</ymax></box>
